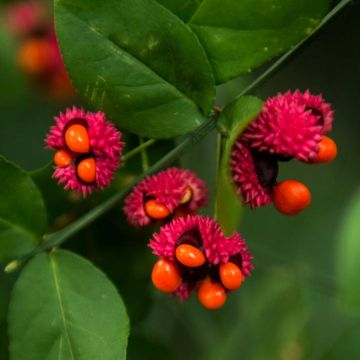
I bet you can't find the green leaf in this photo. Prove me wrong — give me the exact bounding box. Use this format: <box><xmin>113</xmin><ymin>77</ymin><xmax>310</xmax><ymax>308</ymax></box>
<box><xmin>216</xmin><ymin>96</ymin><xmax>263</xmax><ymax>235</ymax></box>
<box><xmin>155</xmin><ymin>0</ymin><xmax>200</xmax><ymax>22</ymax></box>
<box><xmin>337</xmin><ymin>188</ymin><xmax>360</xmax><ymax>311</ymax></box>
<box><xmin>0</xmin><ymin>271</ymin><xmax>17</xmax><ymax>360</ymax></box>
<box><xmin>8</xmin><ymin>249</ymin><xmax>129</xmax><ymax>360</ymax></box>
<box><xmin>218</xmin><ymin>95</ymin><xmax>264</xmax><ymax>135</ymax></box>
<box><xmin>55</xmin><ymin>0</ymin><xmax>215</xmax><ymax>139</ymax></box>
<box><xmin>159</xmin><ymin>0</ymin><xmax>329</xmax><ymax>84</ymax></box>
<box><xmin>0</xmin><ymin>157</ymin><xmax>46</xmax><ymax>263</ymax></box>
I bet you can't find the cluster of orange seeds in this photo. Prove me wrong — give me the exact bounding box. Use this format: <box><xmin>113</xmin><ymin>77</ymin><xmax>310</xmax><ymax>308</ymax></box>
<box><xmin>151</xmin><ymin>243</ymin><xmax>244</xmax><ymax>310</ymax></box>
<box><xmin>54</xmin><ymin>124</ymin><xmax>96</xmax><ymax>184</ymax></box>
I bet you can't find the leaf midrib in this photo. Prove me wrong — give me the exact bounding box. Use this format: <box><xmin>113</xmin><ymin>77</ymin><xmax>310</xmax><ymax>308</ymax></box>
<box><xmin>50</xmin><ymin>255</ymin><xmax>76</xmax><ymax>360</ymax></box>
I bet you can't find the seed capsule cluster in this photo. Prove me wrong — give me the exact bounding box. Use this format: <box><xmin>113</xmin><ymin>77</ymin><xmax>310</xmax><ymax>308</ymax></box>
<box><xmin>54</xmin><ymin>124</ymin><xmax>97</xmax><ymax>184</ymax></box>
<box><xmin>124</xmin><ymin>168</ymin><xmax>208</xmax><ymax>227</ymax></box>
<box><xmin>45</xmin><ymin>89</ymin><xmax>338</xmax><ymax>310</ymax></box>
<box><xmin>46</xmin><ymin>107</ymin><xmax>124</xmax><ymax>196</ymax></box>
<box><xmin>231</xmin><ymin>90</ymin><xmax>337</xmax><ymax>215</ymax></box>
<box><xmin>149</xmin><ymin>216</ymin><xmax>253</xmax><ymax>310</ymax></box>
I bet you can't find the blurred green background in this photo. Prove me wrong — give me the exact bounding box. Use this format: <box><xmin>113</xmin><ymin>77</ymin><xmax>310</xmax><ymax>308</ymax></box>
<box><xmin>1</xmin><ymin>1</ymin><xmax>360</xmax><ymax>359</ymax></box>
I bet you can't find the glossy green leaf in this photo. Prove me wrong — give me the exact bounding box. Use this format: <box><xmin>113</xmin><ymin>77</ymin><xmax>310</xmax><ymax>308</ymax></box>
<box><xmin>0</xmin><ymin>157</ymin><xmax>46</xmax><ymax>263</ymax></box>
<box><xmin>216</xmin><ymin>96</ymin><xmax>263</xmax><ymax>235</ymax></box>
<box><xmin>155</xmin><ymin>0</ymin><xmax>200</xmax><ymax>22</ymax></box>
<box><xmin>8</xmin><ymin>250</ymin><xmax>129</xmax><ymax>360</ymax></box>
<box><xmin>55</xmin><ymin>0</ymin><xmax>215</xmax><ymax>139</ymax></box>
<box><xmin>337</xmin><ymin>188</ymin><xmax>360</xmax><ymax>311</ymax></box>
<box><xmin>159</xmin><ymin>0</ymin><xmax>329</xmax><ymax>84</ymax></box>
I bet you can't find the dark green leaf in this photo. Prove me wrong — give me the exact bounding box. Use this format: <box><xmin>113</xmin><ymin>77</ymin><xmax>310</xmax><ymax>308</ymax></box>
<box><xmin>155</xmin><ymin>0</ymin><xmax>200</xmax><ymax>22</ymax></box>
<box><xmin>8</xmin><ymin>249</ymin><xmax>129</xmax><ymax>360</ymax></box>
<box><xmin>55</xmin><ymin>0</ymin><xmax>215</xmax><ymax>138</ymax></box>
<box><xmin>159</xmin><ymin>0</ymin><xmax>329</xmax><ymax>84</ymax></box>
<box><xmin>0</xmin><ymin>157</ymin><xmax>46</xmax><ymax>262</ymax></box>
<box><xmin>337</xmin><ymin>188</ymin><xmax>360</xmax><ymax>311</ymax></box>
<box><xmin>216</xmin><ymin>96</ymin><xmax>263</xmax><ymax>235</ymax></box>
<box><xmin>0</xmin><ymin>271</ymin><xmax>17</xmax><ymax>360</ymax></box>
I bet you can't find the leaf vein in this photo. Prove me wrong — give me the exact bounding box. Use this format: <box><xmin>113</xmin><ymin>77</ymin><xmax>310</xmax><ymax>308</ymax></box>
<box><xmin>50</xmin><ymin>255</ymin><xmax>76</xmax><ymax>360</ymax></box>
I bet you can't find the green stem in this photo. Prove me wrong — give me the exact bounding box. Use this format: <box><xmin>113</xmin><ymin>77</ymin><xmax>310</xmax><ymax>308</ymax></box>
<box><xmin>139</xmin><ymin>137</ymin><xmax>150</xmax><ymax>172</ymax></box>
<box><xmin>121</xmin><ymin>139</ymin><xmax>156</xmax><ymax>163</ymax></box>
<box><xmin>213</xmin><ymin>132</ymin><xmax>223</xmax><ymax>220</ymax></box>
<box><xmin>236</xmin><ymin>0</ymin><xmax>352</xmax><ymax>99</ymax></box>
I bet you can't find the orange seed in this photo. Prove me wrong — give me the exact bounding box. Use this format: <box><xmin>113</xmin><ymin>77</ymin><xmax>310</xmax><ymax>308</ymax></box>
<box><xmin>311</xmin><ymin>136</ymin><xmax>337</xmax><ymax>164</ymax></box>
<box><xmin>175</xmin><ymin>244</ymin><xmax>206</xmax><ymax>268</ymax></box>
<box><xmin>144</xmin><ymin>199</ymin><xmax>170</xmax><ymax>220</ymax></box>
<box><xmin>77</xmin><ymin>158</ymin><xmax>96</xmax><ymax>183</ymax></box>
<box><xmin>197</xmin><ymin>278</ymin><xmax>227</xmax><ymax>310</ymax></box>
<box><xmin>219</xmin><ymin>262</ymin><xmax>243</xmax><ymax>290</ymax></box>
<box><xmin>54</xmin><ymin>149</ymin><xmax>72</xmax><ymax>167</ymax></box>
<box><xmin>65</xmin><ymin>124</ymin><xmax>90</xmax><ymax>154</ymax></box>
<box><xmin>273</xmin><ymin>180</ymin><xmax>311</xmax><ymax>216</ymax></box>
<box><xmin>151</xmin><ymin>258</ymin><xmax>181</xmax><ymax>293</ymax></box>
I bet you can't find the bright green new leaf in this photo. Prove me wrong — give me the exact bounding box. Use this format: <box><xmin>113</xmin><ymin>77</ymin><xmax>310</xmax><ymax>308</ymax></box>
<box><xmin>337</xmin><ymin>188</ymin><xmax>360</xmax><ymax>311</ymax></box>
<box><xmin>216</xmin><ymin>96</ymin><xmax>263</xmax><ymax>235</ymax></box>
<box><xmin>8</xmin><ymin>250</ymin><xmax>129</xmax><ymax>360</ymax></box>
<box><xmin>0</xmin><ymin>157</ymin><xmax>46</xmax><ymax>263</ymax></box>
<box><xmin>158</xmin><ymin>0</ymin><xmax>329</xmax><ymax>84</ymax></box>
<box><xmin>55</xmin><ymin>0</ymin><xmax>215</xmax><ymax>138</ymax></box>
